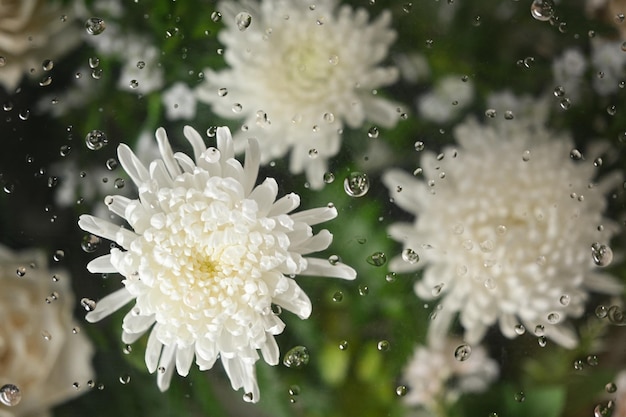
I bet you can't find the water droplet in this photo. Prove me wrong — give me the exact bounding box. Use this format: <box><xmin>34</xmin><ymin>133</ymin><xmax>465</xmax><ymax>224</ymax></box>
<box><xmin>81</xmin><ymin>234</ymin><xmax>101</xmax><ymax>253</ymax></box>
<box><xmin>72</xmin><ymin>327</ymin><xmax>81</xmax><ymax>334</ymax></box>
<box><xmin>547</xmin><ymin>312</ymin><xmax>560</xmax><ymax>324</ymax></box>
<box><xmin>332</xmin><ymin>291</ymin><xmax>343</xmax><ymax>302</ymax></box>
<box><xmin>514</xmin><ymin>324</ymin><xmax>526</xmax><ymax>335</ymax></box>
<box><xmin>570</xmin><ymin>148</ymin><xmax>583</xmax><ymax>160</ymax></box>
<box><xmin>0</xmin><ymin>384</ymin><xmax>21</xmax><ymax>406</ymax></box>
<box><xmin>288</xmin><ymin>385</ymin><xmax>300</xmax><ymax>396</ymax></box>
<box><xmin>85</xmin><ymin>130</ymin><xmax>108</xmax><ymax>151</ymax></box>
<box><xmin>454</xmin><ymin>343</ymin><xmax>472</xmax><ymax>361</ymax></box>
<box><xmin>283</xmin><ymin>346</ymin><xmax>310</xmax><ymax>369</ymax></box>
<box><xmin>537</xmin><ymin>336</ymin><xmax>547</xmax><ymax>347</ymax></box>
<box><xmin>560</xmin><ymin>98</ymin><xmax>571</xmax><ymax>110</ymax></box>
<box><xmin>395</xmin><ymin>385</ymin><xmax>408</xmax><ymax>396</ymax></box>
<box><xmin>81</xmin><ymin>298</ymin><xmax>97</xmax><ymax>312</ymax></box>
<box><xmin>53</xmin><ymin>250</ymin><xmax>65</xmax><ymax>262</ymax></box>
<box><xmin>323</xmin><ymin>172</ymin><xmax>335</xmax><ymax>184</ymax></box>
<box><xmin>119</xmin><ymin>374</ymin><xmax>131</xmax><ymax>384</ymax></box>
<box><xmin>358</xmin><ymin>285</ymin><xmax>369</xmax><ymax>296</ymax></box>
<box><xmin>596</xmin><ymin>305</ymin><xmax>608</xmax><ymax>319</ymax></box>
<box><xmin>343</xmin><ymin>172</ymin><xmax>370</xmax><ymax>197</ymax></box>
<box><xmin>607</xmin><ymin>105</ymin><xmax>617</xmax><ymax>116</ymax></box>
<box><xmin>308</xmin><ymin>149</ymin><xmax>318</xmax><ymax>159</ymax></box>
<box><xmin>385</xmin><ymin>272</ymin><xmax>397</xmax><ymax>283</ymax></box>
<box><xmin>366</xmin><ymin>251</ymin><xmax>387</xmax><ymax>267</ymax></box>
<box><xmin>232</xmin><ymin>103</ymin><xmax>242</xmax><ymax>113</ymax></box>
<box><xmin>85</xmin><ymin>17</ymin><xmax>106</xmax><ymax>35</ymax></box>
<box><xmin>323</xmin><ymin>112</ymin><xmax>335</xmax><ymax>123</ymax></box>
<box><xmin>587</xmin><ymin>355</ymin><xmax>599</xmax><ymax>366</ymax></box>
<box><xmin>211</xmin><ymin>11</ymin><xmax>222</xmax><ymax>22</ymax></box>
<box><xmin>606</xmin><ymin>382</ymin><xmax>617</xmax><ymax>393</ymax></box>
<box><xmin>553</xmin><ymin>86</ymin><xmax>565</xmax><ymax>97</ymax></box>
<box><xmin>217</xmin><ymin>87</ymin><xmax>228</xmax><ymax>97</ymax></box>
<box><xmin>367</xmin><ymin>126</ymin><xmax>379</xmax><ymax>138</ymax></box>
<box><xmin>485</xmin><ymin>108</ymin><xmax>497</xmax><ymax>118</ymax></box>
<box><xmin>328</xmin><ymin>254</ymin><xmax>341</xmax><ymax>265</ymax></box>
<box><xmin>504</xmin><ymin>110</ymin><xmax>515</xmax><ymax>120</ymax></box>
<box><xmin>522</xmin><ymin>150</ymin><xmax>531</xmax><ymax>161</ymax></box>
<box><xmin>88</xmin><ymin>56</ymin><xmax>100</xmax><ymax>68</ymax></box>
<box><xmin>114</xmin><ymin>178</ymin><xmax>125</xmax><ymax>189</ymax></box>
<box><xmin>591</xmin><ymin>243</ymin><xmax>613</xmax><ymax>267</ymax></box>
<box><xmin>0</xmin><ymin>56</ymin><xmax>6</xmax><ymax>67</ymax></box>
<box><xmin>42</xmin><ymin>330</ymin><xmax>52</xmax><ymax>341</ymax></box>
<box><xmin>534</xmin><ymin>324</ymin><xmax>545</xmax><ymax>336</ymax></box>
<box><xmin>377</xmin><ymin>340</ymin><xmax>390</xmax><ymax>351</ymax></box>
<box><xmin>16</xmin><ymin>266</ymin><xmax>26</xmax><ymax>277</ymax></box>
<box><xmin>594</xmin><ymin>401</ymin><xmax>615</xmax><ymax>417</ymax></box>
<box><xmin>129</xmin><ymin>80</ymin><xmax>139</xmax><ymax>89</ymax></box>
<box><xmin>401</xmin><ymin>248</ymin><xmax>419</xmax><ymax>264</ymax></box>
<box><xmin>236</xmin><ymin>12</ymin><xmax>252</xmax><ymax>31</ymax></box>
<box><xmin>339</xmin><ymin>340</ymin><xmax>349</xmax><ymax>350</ymax></box>
<box><xmin>607</xmin><ymin>305</ymin><xmax>626</xmax><ymax>325</ymax></box>
<box><xmin>514</xmin><ymin>391</ymin><xmax>526</xmax><ymax>402</ymax></box>
<box><xmin>559</xmin><ymin>295</ymin><xmax>570</xmax><ymax>306</ymax></box>
<box><xmin>530</xmin><ymin>0</ymin><xmax>555</xmax><ymax>21</ymax></box>
<box><xmin>39</xmin><ymin>76</ymin><xmax>52</xmax><ymax>87</ymax></box>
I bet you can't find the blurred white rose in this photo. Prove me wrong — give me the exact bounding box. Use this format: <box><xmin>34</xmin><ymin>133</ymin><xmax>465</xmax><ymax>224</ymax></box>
<box><xmin>0</xmin><ymin>245</ymin><xmax>94</xmax><ymax>417</ymax></box>
<box><xmin>0</xmin><ymin>0</ymin><xmax>81</xmax><ymax>92</ymax></box>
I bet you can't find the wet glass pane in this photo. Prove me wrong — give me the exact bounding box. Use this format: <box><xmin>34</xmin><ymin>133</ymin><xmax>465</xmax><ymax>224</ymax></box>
<box><xmin>0</xmin><ymin>1</ymin><xmax>625</xmax><ymax>417</ymax></box>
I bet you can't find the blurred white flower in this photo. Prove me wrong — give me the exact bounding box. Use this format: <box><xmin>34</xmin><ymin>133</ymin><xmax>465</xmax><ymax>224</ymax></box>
<box><xmin>0</xmin><ymin>245</ymin><xmax>94</xmax><ymax>417</ymax></box>
<box><xmin>485</xmin><ymin>90</ymin><xmax>551</xmax><ymax>128</ymax></box>
<box><xmin>552</xmin><ymin>48</ymin><xmax>587</xmax><ymax>101</ymax></box>
<box><xmin>117</xmin><ymin>44</ymin><xmax>163</xmax><ymax>95</ymax></box>
<box><xmin>402</xmin><ymin>338</ymin><xmax>498</xmax><ymax>412</ymax></box>
<box><xmin>417</xmin><ymin>76</ymin><xmax>474</xmax><ymax>124</ymax></box>
<box><xmin>78</xmin><ymin>125</ymin><xmax>356</xmax><ymax>401</ymax></box>
<box><xmin>590</xmin><ymin>37</ymin><xmax>626</xmax><ymax>96</ymax></box>
<box><xmin>611</xmin><ymin>369</ymin><xmax>626</xmax><ymax>417</ymax></box>
<box><xmin>394</xmin><ymin>53</ymin><xmax>430</xmax><ymax>83</ymax></box>
<box><xmin>162</xmin><ymin>82</ymin><xmax>197</xmax><ymax>120</ymax></box>
<box><xmin>196</xmin><ymin>0</ymin><xmax>399</xmax><ymax>188</ymax></box>
<box><xmin>0</xmin><ymin>0</ymin><xmax>81</xmax><ymax>92</ymax></box>
<box><xmin>383</xmin><ymin>113</ymin><xmax>622</xmax><ymax>348</ymax></box>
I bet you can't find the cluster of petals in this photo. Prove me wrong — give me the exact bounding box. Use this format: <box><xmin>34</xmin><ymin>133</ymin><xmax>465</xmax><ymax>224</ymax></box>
<box><xmin>79</xmin><ymin>126</ymin><xmax>356</xmax><ymax>401</ymax></box>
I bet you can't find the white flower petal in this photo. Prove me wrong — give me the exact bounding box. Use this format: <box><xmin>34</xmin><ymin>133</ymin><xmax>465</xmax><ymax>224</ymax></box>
<box><xmin>86</xmin><ymin>254</ymin><xmax>117</xmax><ymax>273</ymax></box>
<box><xmin>157</xmin><ymin>344</ymin><xmax>177</xmax><ymax>391</ymax></box>
<box><xmin>118</xmin><ymin>143</ymin><xmax>150</xmax><ymax>186</ymax></box>
<box><xmin>145</xmin><ymin>329</ymin><xmax>163</xmax><ymax>374</ymax></box>
<box><xmin>176</xmin><ymin>345</ymin><xmax>195</xmax><ymax>377</ymax></box>
<box><xmin>85</xmin><ymin>288</ymin><xmax>135</xmax><ymax>323</ymax></box>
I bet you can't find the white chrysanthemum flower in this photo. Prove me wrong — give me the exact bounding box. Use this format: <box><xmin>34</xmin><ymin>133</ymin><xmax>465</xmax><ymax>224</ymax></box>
<box><xmin>417</xmin><ymin>76</ymin><xmax>474</xmax><ymax>124</ymax></box>
<box><xmin>78</xmin><ymin>126</ymin><xmax>356</xmax><ymax>402</ymax></box>
<box><xmin>591</xmin><ymin>38</ymin><xmax>626</xmax><ymax>96</ymax></box>
<box><xmin>196</xmin><ymin>0</ymin><xmax>399</xmax><ymax>188</ymax></box>
<box><xmin>162</xmin><ymin>82</ymin><xmax>197</xmax><ymax>121</ymax></box>
<box><xmin>402</xmin><ymin>338</ymin><xmax>498</xmax><ymax>412</ymax></box>
<box><xmin>383</xmin><ymin>114</ymin><xmax>622</xmax><ymax>348</ymax></box>
<box><xmin>552</xmin><ymin>48</ymin><xmax>587</xmax><ymax>101</ymax></box>
<box><xmin>117</xmin><ymin>43</ymin><xmax>163</xmax><ymax>94</ymax></box>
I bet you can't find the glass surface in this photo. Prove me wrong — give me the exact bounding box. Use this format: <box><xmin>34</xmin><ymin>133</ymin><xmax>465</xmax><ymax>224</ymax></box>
<box><xmin>0</xmin><ymin>1</ymin><xmax>625</xmax><ymax>417</ymax></box>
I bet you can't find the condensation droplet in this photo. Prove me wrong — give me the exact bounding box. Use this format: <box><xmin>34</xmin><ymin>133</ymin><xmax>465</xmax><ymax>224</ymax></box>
<box><xmin>211</xmin><ymin>11</ymin><xmax>222</xmax><ymax>22</ymax></box>
<box><xmin>594</xmin><ymin>401</ymin><xmax>614</xmax><ymax>417</ymax></box>
<box><xmin>377</xmin><ymin>340</ymin><xmax>390</xmax><ymax>351</ymax></box>
<box><xmin>85</xmin><ymin>130</ymin><xmax>108</xmax><ymax>151</ymax></box>
<box><xmin>332</xmin><ymin>291</ymin><xmax>343</xmax><ymax>302</ymax></box>
<box><xmin>323</xmin><ymin>172</ymin><xmax>335</xmax><ymax>184</ymax></box>
<box><xmin>81</xmin><ymin>298</ymin><xmax>97</xmax><ymax>312</ymax></box>
<box><xmin>328</xmin><ymin>254</ymin><xmax>341</xmax><ymax>265</ymax></box>
<box><xmin>514</xmin><ymin>324</ymin><xmax>526</xmax><ymax>335</ymax></box>
<box><xmin>591</xmin><ymin>242</ymin><xmax>613</xmax><ymax>267</ymax></box>
<box><xmin>414</xmin><ymin>141</ymin><xmax>425</xmax><ymax>151</ymax></box>
<box><xmin>53</xmin><ymin>250</ymin><xmax>65</xmax><ymax>262</ymax></box>
<box><xmin>485</xmin><ymin>108</ymin><xmax>497</xmax><ymax>118</ymax></box>
<box><xmin>606</xmin><ymin>382</ymin><xmax>617</xmax><ymax>393</ymax></box>
<box><xmin>85</xmin><ymin>17</ymin><xmax>106</xmax><ymax>35</ymax></box>
<box><xmin>514</xmin><ymin>391</ymin><xmax>526</xmax><ymax>402</ymax></box>
<box><xmin>283</xmin><ymin>346</ymin><xmax>310</xmax><ymax>369</ymax></box>
<box><xmin>81</xmin><ymin>234</ymin><xmax>101</xmax><ymax>253</ymax></box>
<box><xmin>385</xmin><ymin>272</ymin><xmax>397</xmax><ymax>283</ymax></box>
<box><xmin>401</xmin><ymin>248</ymin><xmax>419</xmax><ymax>264</ymax></box>
<box><xmin>358</xmin><ymin>285</ymin><xmax>369</xmax><ymax>296</ymax></box>
<box><xmin>114</xmin><ymin>178</ymin><xmax>125</xmax><ymax>189</ymax></box>
<box><xmin>596</xmin><ymin>305</ymin><xmax>608</xmax><ymax>319</ymax></box>
<box><xmin>343</xmin><ymin>172</ymin><xmax>370</xmax><ymax>197</ymax></box>
<box><xmin>0</xmin><ymin>384</ymin><xmax>21</xmax><ymax>406</ymax></box>
<box><xmin>119</xmin><ymin>374</ymin><xmax>131</xmax><ymax>384</ymax></box>
<box><xmin>570</xmin><ymin>148</ymin><xmax>583</xmax><ymax>160</ymax></box>
<box><xmin>607</xmin><ymin>305</ymin><xmax>626</xmax><ymax>325</ymax></box>
<box><xmin>530</xmin><ymin>0</ymin><xmax>555</xmax><ymax>21</ymax></box>
<box><xmin>366</xmin><ymin>251</ymin><xmax>387</xmax><ymax>267</ymax></box>
<box><xmin>339</xmin><ymin>340</ymin><xmax>348</xmax><ymax>350</ymax></box>
<box><xmin>367</xmin><ymin>126</ymin><xmax>379</xmax><ymax>138</ymax></box>
<box><xmin>236</xmin><ymin>12</ymin><xmax>252</xmax><ymax>31</ymax></box>
<box><xmin>16</xmin><ymin>266</ymin><xmax>26</xmax><ymax>277</ymax></box>
<box><xmin>396</xmin><ymin>385</ymin><xmax>407</xmax><ymax>396</ymax></box>
<box><xmin>454</xmin><ymin>343</ymin><xmax>472</xmax><ymax>361</ymax></box>
<box><xmin>522</xmin><ymin>150</ymin><xmax>531</xmax><ymax>161</ymax></box>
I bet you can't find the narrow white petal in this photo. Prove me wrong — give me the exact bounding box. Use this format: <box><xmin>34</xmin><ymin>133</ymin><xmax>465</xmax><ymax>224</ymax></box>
<box><xmin>183</xmin><ymin>125</ymin><xmax>207</xmax><ymax>161</ymax></box>
<box><xmin>155</xmin><ymin>127</ymin><xmax>182</xmax><ymax>178</ymax></box>
<box><xmin>145</xmin><ymin>329</ymin><xmax>163</xmax><ymax>373</ymax></box>
<box><xmin>248</xmin><ymin>178</ymin><xmax>278</xmax><ymax>216</ymax></box>
<box><xmin>216</xmin><ymin>126</ymin><xmax>234</xmax><ymax>160</ymax></box>
<box><xmin>259</xmin><ymin>335</ymin><xmax>280</xmax><ymax>366</ymax></box>
<box><xmin>273</xmin><ymin>279</ymin><xmax>312</xmax><ymax>319</ymax></box>
<box><xmin>290</xmin><ymin>229</ymin><xmax>333</xmax><ymax>254</ymax></box>
<box><xmin>242</xmin><ymin>138</ymin><xmax>260</xmax><ymax>195</ymax></box>
<box><xmin>301</xmin><ymin>258</ymin><xmax>357</xmax><ymax>280</ymax></box>
<box><xmin>290</xmin><ymin>205</ymin><xmax>338</xmax><ymax>225</ymax></box>
<box><xmin>86</xmin><ymin>254</ymin><xmax>117</xmax><ymax>273</ymax></box>
<box><xmin>78</xmin><ymin>215</ymin><xmax>119</xmax><ymax>242</ymax></box>
<box><xmin>106</xmin><ymin>195</ymin><xmax>132</xmax><ymax>218</ymax></box>
<box><xmin>149</xmin><ymin>160</ymin><xmax>174</xmax><ymax>188</ymax></box>
<box><xmin>157</xmin><ymin>344</ymin><xmax>177</xmax><ymax>391</ymax></box>
<box><xmin>118</xmin><ymin>143</ymin><xmax>150</xmax><ymax>186</ymax></box>
<box><xmin>122</xmin><ymin>312</ymin><xmax>156</xmax><ymax>334</ymax></box>
<box><xmin>85</xmin><ymin>288</ymin><xmax>135</xmax><ymax>323</ymax></box>
<box><xmin>268</xmin><ymin>193</ymin><xmax>300</xmax><ymax>216</ymax></box>
<box><xmin>174</xmin><ymin>152</ymin><xmax>196</xmax><ymax>173</ymax></box>
<box><xmin>176</xmin><ymin>344</ymin><xmax>195</xmax><ymax>377</ymax></box>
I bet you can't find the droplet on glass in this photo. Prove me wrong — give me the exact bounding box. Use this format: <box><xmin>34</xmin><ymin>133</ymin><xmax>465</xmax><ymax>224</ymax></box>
<box><xmin>81</xmin><ymin>234</ymin><xmax>101</xmax><ymax>253</ymax></box>
<box><xmin>358</xmin><ymin>285</ymin><xmax>369</xmax><ymax>296</ymax></box>
<box><xmin>332</xmin><ymin>291</ymin><xmax>343</xmax><ymax>302</ymax></box>
<box><xmin>377</xmin><ymin>340</ymin><xmax>390</xmax><ymax>351</ymax></box>
<box><xmin>401</xmin><ymin>248</ymin><xmax>419</xmax><ymax>264</ymax></box>
<box><xmin>81</xmin><ymin>298</ymin><xmax>97</xmax><ymax>312</ymax></box>
<box><xmin>454</xmin><ymin>343</ymin><xmax>472</xmax><ymax>361</ymax></box>
<box><xmin>591</xmin><ymin>242</ymin><xmax>613</xmax><ymax>267</ymax></box>
<box><xmin>514</xmin><ymin>391</ymin><xmax>526</xmax><ymax>402</ymax></box>
<box><xmin>211</xmin><ymin>11</ymin><xmax>222</xmax><ymax>22</ymax></box>
<box><xmin>606</xmin><ymin>382</ymin><xmax>617</xmax><ymax>393</ymax></box>
<box><xmin>396</xmin><ymin>385</ymin><xmax>408</xmax><ymax>396</ymax></box>
<box><xmin>339</xmin><ymin>340</ymin><xmax>349</xmax><ymax>350</ymax></box>
<box><xmin>85</xmin><ymin>17</ymin><xmax>106</xmax><ymax>35</ymax></box>
<box><xmin>328</xmin><ymin>254</ymin><xmax>341</xmax><ymax>265</ymax></box>
<box><xmin>367</xmin><ymin>126</ymin><xmax>379</xmax><ymax>138</ymax></box>
<box><xmin>236</xmin><ymin>12</ymin><xmax>252</xmax><ymax>31</ymax></box>
<box><xmin>283</xmin><ymin>346</ymin><xmax>310</xmax><ymax>369</ymax></box>
<box><xmin>594</xmin><ymin>401</ymin><xmax>615</xmax><ymax>417</ymax></box>
<box><xmin>385</xmin><ymin>272</ymin><xmax>397</xmax><ymax>283</ymax></box>
<box><xmin>0</xmin><ymin>384</ymin><xmax>21</xmax><ymax>406</ymax></box>
<box><xmin>343</xmin><ymin>172</ymin><xmax>370</xmax><ymax>197</ymax></box>
<box><xmin>16</xmin><ymin>266</ymin><xmax>26</xmax><ymax>277</ymax></box>
<box><xmin>530</xmin><ymin>0</ymin><xmax>554</xmax><ymax>21</ymax></box>
<box><xmin>570</xmin><ymin>148</ymin><xmax>583</xmax><ymax>160</ymax></box>
<box><xmin>85</xmin><ymin>130</ymin><xmax>108</xmax><ymax>151</ymax></box>
<box><xmin>366</xmin><ymin>251</ymin><xmax>387</xmax><ymax>267</ymax></box>
<box><xmin>323</xmin><ymin>172</ymin><xmax>335</xmax><ymax>184</ymax></box>
<box><xmin>607</xmin><ymin>305</ymin><xmax>626</xmax><ymax>325</ymax></box>
<box><xmin>522</xmin><ymin>150</ymin><xmax>531</xmax><ymax>161</ymax></box>
<box><xmin>485</xmin><ymin>108</ymin><xmax>497</xmax><ymax>118</ymax></box>
<box><xmin>53</xmin><ymin>250</ymin><xmax>64</xmax><ymax>262</ymax></box>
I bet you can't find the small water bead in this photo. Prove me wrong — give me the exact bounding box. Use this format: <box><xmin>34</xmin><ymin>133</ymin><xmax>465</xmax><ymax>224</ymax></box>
<box><xmin>553</xmin><ymin>85</ymin><xmax>565</xmax><ymax>97</ymax></box>
<box><xmin>617</xmin><ymin>13</ymin><xmax>626</xmax><ymax>23</ymax></box>
<box><xmin>531</xmin><ymin>0</ymin><xmax>554</xmax><ymax>21</ymax></box>
<box><xmin>235</xmin><ymin>11</ymin><xmax>252</xmax><ymax>31</ymax></box>
<box><xmin>607</xmin><ymin>105</ymin><xmax>617</xmax><ymax>116</ymax></box>
<box><xmin>339</xmin><ymin>340</ymin><xmax>349</xmax><ymax>350</ymax></box>
<box><xmin>129</xmin><ymin>79</ymin><xmax>139</xmax><ymax>89</ymax></box>
<box><xmin>367</xmin><ymin>126</ymin><xmax>379</xmax><ymax>138</ymax></box>
<box><xmin>607</xmin><ymin>305</ymin><xmax>626</xmax><ymax>325</ymax></box>
<box><xmin>328</xmin><ymin>254</ymin><xmax>341</xmax><ymax>265</ymax></box>
<box><xmin>52</xmin><ymin>250</ymin><xmax>65</xmax><ymax>262</ymax></box>
<box><xmin>514</xmin><ymin>324</ymin><xmax>526</xmax><ymax>335</ymax></box>
<box><xmin>514</xmin><ymin>391</ymin><xmax>526</xmax><ymax>402</ymax></box>
<box><xmin>81</xmin><ymin>298</ymin><xmax>97</xmax><ymax>312</ymax></box>
<box><xmin>401</xmin><ymin>248</ymin><xmax>419</xmax><ymax>264</ymax></box>
<box><xmin>414</xmin><ymin>141</ymin><xmax>425</xmax><ymax>151</ymax></box>
<box><xmin>332</xmin><ymin>291</ymin><xmax>343</xmax><ymax>302</ymax></box>
<box><xmin>119</xmin><ymin>374</ymin><xmax>131</xmax><ymax>384</ymax></box>
<box><xmin>534</xmin><ymin>324</ymin><xmax>545</xmax><ymax>336</ymax></box>
<box><xmin>596</xmin><ymin>305</ymin><xmax>608</xmax><ymax>319</ymax></box>
<box><xmin>395</xmin><ymin>385</ymin><xmax>408</xmax><ymax>396</ymax></box>
<box><xmin>594</xmin><ymin>157</ymin><xmax>603</xmax><ymax>167</ymax></box>
<box><xmin>271</xmin><ymin>304</ymin><xmax>282</xmax><ymax>315</ymax></box>
<box><xmin>88</xmin><ymin>57</ymin><xmax>100</xmax><ymax>69</ymax></box>
<box><xmin>377</xmin><ymin>340</ymin><xmax>390</xmax><ymax>352</ymax></box>
<box><xmin>591</xmin><ymin>242</ymin><xmax>613</xmax><ymax>267</ymax></box>
<box><xmin>343</xmin><ymin>172</ymin><xmax>370</xmax><ymax>197</ymax></box>
<box><xmin>485</xmin><ymin>108</ymin><xmax>497</xmax><ymax>118</ymax></box>
<box><xmin>504</xmin><ymin>110</ymin><xmax>515</xmax><ymax>120</ymax></box>
<box><xmin>18</xmin><ymin>109</ymin><xmax>30</xmax><ymax>120</ymax></box>
<box><xmin>606</xmin><ymin>382</ymin><xmax>617</xmax><ymax>393</ymax></box>
<box><xmin>385</xmin><ymin>272</ymin><xmax>397</xmax><ymax>283</ymax></box>
<box><xmin>72</xmin><ymin>327</ymin><xmax>81</xmax><ymax>334</ymax></box>
<box><xmin>522</xmin><ymin>150</ymin><xmax>531</xmax><ymax>161</ymax></box>
<box><xmin>0</xmin><ymin>56</ymin><xmax>6</xmax><ymax>67</ymax></box>
<box><xmin>537</xmin><ymin>336</ymin><xmax>547</xmax><ymax>347</ymax></box>
<box><xmin>454</xmin><ymin>343</ymin><xmax>472</xmax><ymax>361</ymax></box>
<box><xmin>308</xmin><ymin>149</ymin><xmax>318</xmax><ymax>159</ymax></box>
<box><xmin>42</xmin><ymin>330</ymin><xmax>52</xmax><ymax>341</ymax></box>
<box><xmin>594</xmin><ymin>401</ymin><xmax>615</xmax><ymax>417</ymax></box>
<box><xmin>288</xmin><ymin>385</ymin><xmax>301</xmax><ymax>396</ymax></box>
<box><xmin>366</xmin><ymin>251</ymin><xmax>387</xmax><ymax>267</ymax></box>
<box><xmin>323</xmin><ymin>172</ymin><xmax>335</xmax><ymax>184</ymax></box>
<box><xmin>587</xmin><ymin>355</ymin><xmax>599</xmax><ymax>366</ymax></box>
<box><xmin>211</xmin><ymin>11</ymin><xmax>222</xmax><ymax>22</ymax></box>
<box><xmin>85</xmin><ymin>130</ymin><xmax>108</xmax><ymax>151</ymax></box>
<box><xmin>114</xmin><ymin>178</ymin><xmax>125</xmax><ymax>189</ymax></box>
<box><xmin>283</xmin><ymin>346</ymin><xmax>310</xmax><ymax>369</ymax></box>
<box><xmin>559</xmin><ymin>98</ymin><xmax>571</xmax><ymax>110</ymax></box>
<box><xmin>16</xmin><ymin>266</ymin><xmax>26</xmax><ymax>277</ymax></box>
<box><xmin>547</xmin><ymin>313</ymin><xmax>560</xmax><ymax>324</ymax></box>
<box><xmin>0</xmin><ymin>384</ymin><xmax>21</xmax><ymax>406</ymax></box>
<box><xmin>559</xmin><ymin>294</ymin><xmax>570</xmax><ymax>306</ymax></box>
<box><xmin>85</xmin><ymin>17</ymin><xmax>106</xmax><ymax>35</ymax></box>
<box><xmin>81</xmin><ymin>234</ymin><xmax>101</xmax><ymax>253</ymax></box>
<box><xmin>432</xmin><ymin>283</ymin><xmax>444</xmax><ymax>296</ymax></box>
<box><xmin>59</xmin><ymin>145</ymin><xmax>72</xmax><ymax>157</ymax></box>
<box><xmin>217</xmin><ymin>87</ymin><xmax>228</xmax><ymax>97</ymax></box>
<box><xmin>39</xmin><ymin>76</ymin><xmax>52</xmax><ymax>87</ymax></box>
<box><xmin>358</xmin><ymin>285</ymin><xmax>369</xmax><ymax>296</ymax></box>
<box><xmin>570</xmin><ymin>148</ymin><xmax>583</xmax><ymax>160</ymax></box>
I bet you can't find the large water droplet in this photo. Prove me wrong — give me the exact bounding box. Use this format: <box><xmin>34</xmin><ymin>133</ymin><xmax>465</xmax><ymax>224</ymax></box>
<box><xmin>0</xmin><ymin>384</ymin><xmax>21</xmax><ymax>406</ymax></box>
<box><xmin>236</xmin><ymin>12</ymin><xmax>252</xmax><ymax>31</ymax></box>
<box><xmin>343</xmin><ymin>172</ymin><xmax>370</xmax><ymax>197</ymax></box>
<box><xmin>283</xmin><ymin>346</ymin><xmax>310</xmax><ymax>369</ymax></box>
<box><xmin>85</xmin><ymin>17</ymin><xmax>106</xmax><ymax>35</ymax></box>
<box><xmin>530</xmin><ymin>0</ymin><xmax>554</xmax><ymax>21</ymax></box>
<box><xmin>81</xmin><ymin>234</ymin><xmax>101</xmax><ymax>253</ymax></box>
<box><xmin>85</xmin><ymin>130</ymin><xmax>108</xmax><ymax>150</ymax></box>
<box><xmin>607</xmin><ymin>305</ymin><xmax>626</xmax><ymax>325</ymax></box>
<box><xmin>454</xmin><ymin>343</ymin><xmax>472</xmax><ymax>361</ymax></box>
<box><xmin>591</xmin><ymin>243</ymin><xmax>613</xmax><ymax>267</ymax></box>
<box><xmin>594</xmin><ymin>401</ymin><xmax>615</xmax><ymax>417</ymax></box>
<box><xmin>401</xmin><ymin>248</ymin><xmax>419</xmax><ymax>264</ymax></box>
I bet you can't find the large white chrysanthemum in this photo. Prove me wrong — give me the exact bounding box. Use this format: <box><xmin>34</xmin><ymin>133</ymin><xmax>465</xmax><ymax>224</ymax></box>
<box><xmin>383</xmin><ymin>113</ymin><xmax>622</xmax><ymax>348</ymax></box>
<box><xmin>78</xmin><ymin>126</ymin><xmax>356</xmax><ymax>402</ymax></box>
<box><xmin>196</xmin><ymin>0</ymin><xmax>399</xmax><ymax>188</ymax></box>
